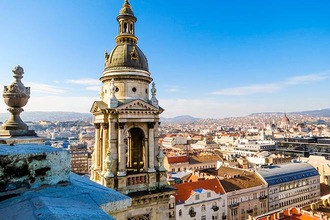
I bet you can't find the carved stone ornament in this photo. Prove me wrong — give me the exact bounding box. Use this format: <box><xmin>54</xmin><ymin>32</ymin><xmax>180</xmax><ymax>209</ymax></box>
<box><xmin>104</xmin><ymin>152</ymin><xmax>114</xmax><ymax>178</ymax></box>
<box><xmin>130</xmin><ymin>46</ymin><xmax>139</xmax><ymax>60</ymax></box>
<box><xmin>3</xmin><ymin>65</ymin><xmax>30</xmax><ymax>106</ymax></box>
<box><xmin>109</xmin><ymin>78</ymin><xmax>118</xmax><ymax>108</ymax></box>
<box><xmin>157</xmin><ymin>149</ymin><xmax>166</xmax><ymax>171</ymax></box>
<box><xmin>150</xmin><ymin>82</ymin><xmax>159</xmax><ymax>108</ymax></box>
<box><xmin>0</xmin><ymin>65</ymin><xmax>36</xmax><ymax>136</ymax></box>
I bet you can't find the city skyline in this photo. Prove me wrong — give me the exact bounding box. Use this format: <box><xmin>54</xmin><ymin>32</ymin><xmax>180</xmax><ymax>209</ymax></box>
<box><xmin>0</xmin><ymin>0</ymin><xmax>329</xmax><ymax>118</ymax></box>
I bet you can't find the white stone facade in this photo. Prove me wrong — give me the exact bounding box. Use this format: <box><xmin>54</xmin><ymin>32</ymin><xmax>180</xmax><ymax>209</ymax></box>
<box><xmin>256</xmin><ymin>162</ymin><xmax>320</xmax><ymax>212</ymax></box>
<box><xmin>176</xmin><ymin>189</ymin><xmax>227</xmax><ymax>220</ymax></box>
<box><xmin>227</xmin><ymin>185</ymin><xmax>268</xmax><ymax>220</ymax></box>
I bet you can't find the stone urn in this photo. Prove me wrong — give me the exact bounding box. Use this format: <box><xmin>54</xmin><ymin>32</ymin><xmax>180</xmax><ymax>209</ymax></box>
<box><xmin>1</xmin><ymin>65</ymin><xmax>31</xmax><ymax>132</ymax></box>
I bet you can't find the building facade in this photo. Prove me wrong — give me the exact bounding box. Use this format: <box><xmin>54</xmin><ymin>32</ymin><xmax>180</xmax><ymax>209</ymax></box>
<box><xmin>218</xmin><ymin>167</ymin><xmax>268</xmax><ymax>220</ymax></box>
<box><xmin>90</xmin><ymin>1</ymin><xmax>173</xmax><ymax>219</ymax></box>
<box><xmin>256</xmin><ymin>162</ymin><xmax>320</xmax><ymax>212</ymax></box>
<box><xmin>234</xmin><ymin>139</ymin><xmax>277</xmax><ymax>156</ymax></box>
<box><xmin>174</xmin><ymin>179</ymin><xmax>228</xmax><ymax>220</ymax></box>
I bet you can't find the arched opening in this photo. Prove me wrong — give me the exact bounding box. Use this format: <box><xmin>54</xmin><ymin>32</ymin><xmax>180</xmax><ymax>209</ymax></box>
<box><xmin>123</xmin><ymin>22</ymin><xmax>128</xmax><ymax>33</ymax></box>
<box><xmin>127</xmin><ymin>127</ymin><xmax>145</xmax><ymax>173</ymax></box>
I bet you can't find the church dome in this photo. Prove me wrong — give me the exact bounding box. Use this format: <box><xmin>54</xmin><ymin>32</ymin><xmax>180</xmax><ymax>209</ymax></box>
<box><xmin>105</xmin><ymin>43</ymin><xmax>149</xmax><ymax>72</ymax></box>
<box><xmin>281</xmin><ymin>114</ymin><xmax>290</xmax><ymax>123</ymax></box>
<box><xmin>103</xmin><ymin>0</ymin><xmax>149</xmax><ymax>73</ymax></box>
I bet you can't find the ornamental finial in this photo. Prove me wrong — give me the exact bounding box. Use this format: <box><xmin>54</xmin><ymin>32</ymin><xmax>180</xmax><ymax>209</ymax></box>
<box><xmin>150</xmin><ymin>82</ymin><xmax>159</xmax><ymax>108</ymax></box>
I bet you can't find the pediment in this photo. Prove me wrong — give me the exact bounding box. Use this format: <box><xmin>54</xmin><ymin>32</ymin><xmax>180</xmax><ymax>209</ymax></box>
<box><xmin>116</xmin><ymin>99</ymin><xmax>160</xmax><ymax>112</ymax></box>
<box><xmin>90</xmin><ymin>101</ymin><xmax>108</xmax><ymax>114</ymax></box>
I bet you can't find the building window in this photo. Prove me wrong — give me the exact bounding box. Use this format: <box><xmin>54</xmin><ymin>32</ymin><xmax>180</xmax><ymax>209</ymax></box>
<box><xmin>189</xmin><ymin>207</ymin><xmax>196</xmax><ymax>217</ymax></box>
<box><xmin>207</xmin><ymin>192</ymin><xmax>211</xmax><ymax>198</ymax></box>
<box><xmin>179</xmin><ymin>209</ymin><xmax>182</xmax><ymax>217</ymax></box>
<box><xmin>132</xmin><ymin>87</ymin><xmax>137</xmax><ymax>92</ymax></box>
<box><xmin>212</xmin><ymin>214</ymin><xmax>218</xmax><ymax>220</ymax></box>
<box><xmin>201</xmin><ymin>205</ymin><xmax>206</xmax><ymax>212</ymax></box>
<box><xmin>195</xmin><ymin>194</ymin><xmax>200</xmax><ymax>200</ymax></box>
<box><xmin>201</xmin><ymin>215</ymin><xmax>206</xmax><ymax>220</ymax></box>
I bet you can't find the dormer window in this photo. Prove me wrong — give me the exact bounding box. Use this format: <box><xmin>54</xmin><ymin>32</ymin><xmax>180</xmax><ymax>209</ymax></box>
<box><xmin>130</xmin><ymin>47</ymin><xmax>138</xmax><ymax>60</ymax></box>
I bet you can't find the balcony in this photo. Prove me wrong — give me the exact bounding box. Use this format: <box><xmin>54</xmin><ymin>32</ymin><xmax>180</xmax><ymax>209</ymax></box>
<box><xmin>229</xmin><ymin>203</ymin><xmax>239</xmax><ymax>208</ymax></box>
<box><xmin>127</xmin><ymin>173</ymin><xmax>147</xmax><ymax>186</ymax></box>
<box><xmin>189</xmin><ymin>210</ymin><xmax>196</xmax><ymax>217</ymax></box>
<box><xmin>259</xmin><ymin>195</ymin><xmax>268</xmax><ymax>200</ymax></box>
<box><xmin>212</xmin><ymin>205</ymin><xmax>219</xmax><ymax>211</ymax></box>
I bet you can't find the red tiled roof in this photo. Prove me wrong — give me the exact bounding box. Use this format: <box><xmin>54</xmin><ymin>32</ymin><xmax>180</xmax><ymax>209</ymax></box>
<box><xmin>167</xmin><ymin>155</ymin><xmax>188</xmax><ymax>164</ymax></box>
<box><xmin>173</xmin><ymin>178</ymin><xmax>225</xmax><ymax>204</ymax></box>
<box><xmin>222</xmin><ymin>133</ymin><xmax>239</xmax><ymax>137</ymax></box>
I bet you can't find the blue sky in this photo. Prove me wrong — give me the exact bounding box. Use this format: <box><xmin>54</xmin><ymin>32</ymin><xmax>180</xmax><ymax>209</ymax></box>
<box><xmin>0</xmin><ymin>0</ymin><xmax>329</xmax><ymax>118</ymax></box>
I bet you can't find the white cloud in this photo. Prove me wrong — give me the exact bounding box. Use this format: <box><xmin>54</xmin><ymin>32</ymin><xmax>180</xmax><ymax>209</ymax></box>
<box><xmin>67</xmin><ymin>78</ymin><xmax>100</xmax><ymax>86</ymax></box>
<box><xmin>164</xmin><ymin>85</ymin><xmax>179</xmax><ymax>93</ymax></box>
<box><xmin>66</xmin><ymin>78</ymin><xmax>101</xmax><ymax>91</ymax></box>
<box><xmin>212</xmin><ymin>72</ymin><xmax>329</xmax><ymax>96</ymax></box>
<box><xmin>166</xmin><ymin>88</ymin><xmax>179</xmax><ymax>93</ymax></box>
<box><xmin>27</xmin><ymin>82</ymin><xmax>66</xmax><ymax>95</ymax></box>
<box><xmin>285</xmin><ymin>73</ymin><xmax>328</xmax><ymax>85</ymax></box>
<box><xmin>86</xmin><ymin>86</ymin><xmax>101</xmax><ymax>91</ymax></box>
<box><xmin>212</xmin><ymin>83</ymin><xmax>282</xmax><ymax>96</ymax></box>
<box><xmin>159</xmin><ymin>98</ymin><xmax>249</xmax><ymax>118</ymax></box>
<box><xmin>25</xmin><ymin>95</ymin><xmax>98</xmax><ymax>113</ymax></box>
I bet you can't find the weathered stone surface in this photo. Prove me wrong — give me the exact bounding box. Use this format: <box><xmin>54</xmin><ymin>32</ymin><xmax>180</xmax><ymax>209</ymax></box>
<box><xmin>0</xmin><ymin>144</ymin><xmax>70</xmax><ymax>194</ymax></box>
<box><xmin>0</xmin><ymin>173</ymin><xmax>131</xmax><ymax>220</ymax></box>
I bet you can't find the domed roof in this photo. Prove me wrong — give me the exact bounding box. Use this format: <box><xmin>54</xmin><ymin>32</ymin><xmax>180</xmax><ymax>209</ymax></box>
<box><xmin>119</xmin><ymin>0</ymin><xmax>134</xmax><ymax>16</ymax></box>
<box><xmin>281</xmin><ymin>114</ymin><xmax>290</xmax><ymax>123</ymax></box>
<box><xmin>105</xmin><ymin>43</ymin><xmax>149</xmax><ymax>72</ymax></box>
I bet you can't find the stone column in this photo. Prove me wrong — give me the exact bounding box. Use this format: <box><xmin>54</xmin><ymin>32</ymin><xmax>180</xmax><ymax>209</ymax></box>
<box><xmin>117</xmin><ymin>123</ymin><xmax>126</xmax><ymax>176</ymax></box>
<box><xmin>102</xmin><ymin>123</ymin><xmax>109</xmax><ymax>173</ymax></box>
<box><xmin>109</xmin><ymin>120</ymin><xmax>118</xmax><ymax>173</ymax></box>
<box><xmin>94</xmin><ymin>123</ymin><xmax>101</xmax><ymax>170</ymax></box>
<box><xmin>148</xmin><ymin>122</ymin><xmax>156</xmax><ymax>172</ymax></box>
<box><xmin>144</xmin><ymin>138</ymin><xmax>149</xmax><ymax>171</ymax></box>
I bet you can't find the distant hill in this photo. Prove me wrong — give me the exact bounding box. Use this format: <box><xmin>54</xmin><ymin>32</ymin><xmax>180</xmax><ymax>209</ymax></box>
<box><xmin>161</xmin><ymin>115</ymin><xmax>200</xmax><ymax>123</ymax></box>
<box><xmin>0</xmin><ymin>111</ymin><xmax>92</xmax><ymax>122</ymax></box>
<box><xmin>249</xmin><ymin>108</ymin><xmax>330</xmax><ymax>118</ymax></box>
<box><xmin>294</xmin><ymin>108</ymin><xmax>330</xmax><ymax>117</ymax></box>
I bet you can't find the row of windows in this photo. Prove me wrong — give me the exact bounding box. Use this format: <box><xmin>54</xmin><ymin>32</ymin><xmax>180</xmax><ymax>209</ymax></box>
<box><xmin>270</xmin><ymin>195</ymin><xmax>311</xmax><ymax>209</ymax></box>
<box><xmin>178</xmin><ymin>203</ymin><xmax>224</xmax><ymax>217</ymax></box>
<box><xmin>171</xmin><ymin>164</ymin><xmax>216</xmax><ymax>172</ymax></box>
<box><xmin>228</xmin><ymin>191</ymin><xmax>266</xmax><ymax>204</ymax></box>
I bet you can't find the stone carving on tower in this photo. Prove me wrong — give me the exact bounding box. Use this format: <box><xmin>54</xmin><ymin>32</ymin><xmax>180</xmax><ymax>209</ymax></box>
<box><xmin>90</xmin><ymin>1</ymin><xmax>173</xmax><ymax>219</ymax></box>
<box><xmin>0</xmin><ymin>65</ymin><xmax>36</xmax><ymax>137</ymax></box>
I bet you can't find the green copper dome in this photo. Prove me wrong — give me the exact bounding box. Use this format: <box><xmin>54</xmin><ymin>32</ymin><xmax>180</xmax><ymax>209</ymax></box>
<box><xmin>103</xmin><ymin>0</ymin><xmax>149</xmax><ymax>72</ymax></box>
<box><xmin>105</xmin><ymin>44</ymin><xmax>149</xmax><ymax>71</ymax></box>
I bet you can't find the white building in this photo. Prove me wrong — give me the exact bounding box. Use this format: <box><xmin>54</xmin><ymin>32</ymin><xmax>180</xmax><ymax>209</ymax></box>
<box><xmin>174</xmin><ymin>178</ymin><xmax>227</xmax><ymax>220</ymax></box>
<box><xmin>234</xmin><ymin>139</ymin><xmax>277</xmax><ymax>156</ymax></box>
<box><xmin>256</xmin><ymin>162</ymin><xmax>320</xmax><ymax>211</ymax></box>
<box><xmin>162</xmin><ymin>136</ymin><xmax>188</xmax><ymax>148</ymax></box>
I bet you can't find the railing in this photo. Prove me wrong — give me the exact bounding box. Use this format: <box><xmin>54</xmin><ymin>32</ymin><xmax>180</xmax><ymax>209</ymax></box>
<box><xmin>127</xmin><ymin>174</ymin><xmax>147</xmax><ymax>185</ymax></box>
<box><xmin>259</xmin><ymin>195</ymin><xmax>268</xmax><ymax>200</ymax></box>
<box><xmin>229</xmin><ymin>203</ymin><xmax>239</xmax><ymax>208</ymax></box>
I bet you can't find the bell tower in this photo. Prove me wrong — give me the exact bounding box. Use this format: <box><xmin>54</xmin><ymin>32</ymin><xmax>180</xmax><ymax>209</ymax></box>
<box><xmin>90</xmin><ymin>1</ymin><xmax>173</xmax><ymax>219</ymax></box>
